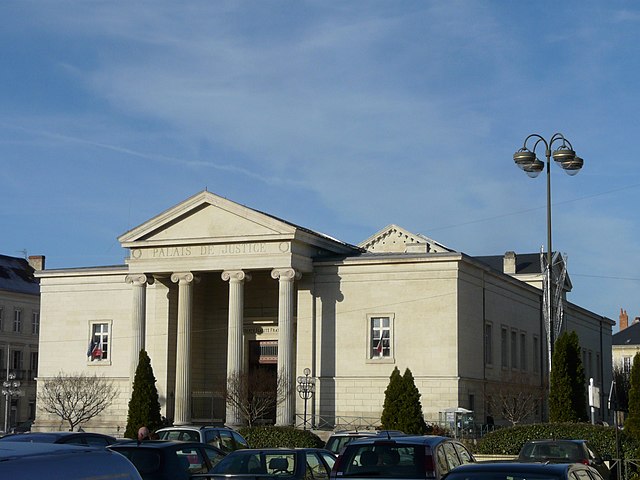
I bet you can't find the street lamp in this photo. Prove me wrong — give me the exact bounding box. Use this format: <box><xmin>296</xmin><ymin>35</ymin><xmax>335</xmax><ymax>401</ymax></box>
<box><xmin>296</xmin><ymin>368</ymin><xmax>316</xmax><ymax>430</ymax></box>
<box><xmin>3</xmin><ymin>372</ymin><xmax>22</xmax><ymax>432</ymax></box>
<box><xmin>513</xmin><ymin>133</ymin><xmax>584</xmax><ymax>370</ymax></box>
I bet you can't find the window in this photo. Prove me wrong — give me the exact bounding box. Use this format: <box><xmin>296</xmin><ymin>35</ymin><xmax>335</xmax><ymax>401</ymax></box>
<box><xmin>30</xmin><ymin>352</ymin><xmax>38</xmax><ymax>378</ymax></box>
<box><xmin>624</xmin><ymin>356</ymin><xmax>632</xmax><ymax>374</ymax></box>
<box><xmin>32</xmin><ymin>311</ymin><xmax>40</xmax><ymax>334</ymax></box>
<box><xmin>11</xmin><ymin>349</ymin><xmax>23</xmax><ymax>370</ymax></box>
<box><xmin>13</xmin><ymin>309</ymin><xmax>22</xmax><ymax>333</ymax></box>
<box><xmin>89</xmin><ymin>322</ymin><xmax>110</xmax><ymax>361</ymax></box>
<box><xmin>520</xmin><ymin>333</ymin><xmax>527</xmax><ymax>371</ymax></box>
<box><xmin>369</xmin><ymin>316</ymin><xmax>392</xmax><ymax>359</ymax></box>
<box><xmin>484</xmin><ymin>323</ymin><xmax>493</xmax><ymax>365</ymax></box>
<box><xmin>511</xmin><ymin>330</ymin><xmax>518</xmax><ymax>369</ymax></box>
<box><xmin>0</xmin><ymin>306</ymin><xmax>3</xmax><ymax>331</ymax></box>
<box><xmin>588</xmin><ymin>351</ymin><xmax>593</xmax><ymax>379</ymax></box>
<box><xmin>501</xmin><ymin>327</ymin><xmax>508</xmax><ymax>368</ymax></box>
<box><xmin>533</xmin><ymin>336</ymin><xmax>540</xmax><ymax>373</ymax></box>
<box><xmin>0</xmin><ymin>348</ymin><xmax>4</xmax><ymax>371</ymax></box>
<box><xmin>596</xmin><ymin>353</ymin><xmax>601</xmax><ymax>383</ymax></box>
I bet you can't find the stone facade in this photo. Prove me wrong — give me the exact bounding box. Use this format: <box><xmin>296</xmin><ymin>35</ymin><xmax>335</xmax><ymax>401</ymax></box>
<box><xmin>33</xmin><ymin>191</ymin><xmax>614</xmax><ymax>434</ymax></box>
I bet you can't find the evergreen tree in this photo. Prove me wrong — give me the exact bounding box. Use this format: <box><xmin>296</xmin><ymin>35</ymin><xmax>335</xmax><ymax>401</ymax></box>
<box><xmin>398</xmin><ymin>368</ymin><xmax>427</xmax><ymax>434</ymax></box>
<box><xmin>381</xmin><ymin>367</ymin><xmax>403</xmax><ymax>430</ymax></box>
<box><xmin>124</xmin><ymin>349</ymin><xmax>162</xmax><ymax>438</ymax></box>
<box><xmin>623</xmin><ymin>352</ymin><xmax>640</xmax><ymax>438</ymax></box>
<box><xmin>381</xmin><ymin>367</ymin><xmax>427</xmax><ymax>434</ymax></box>
<box><xmin>549</xmin><ymin>331</ymin><xmax>588</xmax><ymax>422</ymax></box>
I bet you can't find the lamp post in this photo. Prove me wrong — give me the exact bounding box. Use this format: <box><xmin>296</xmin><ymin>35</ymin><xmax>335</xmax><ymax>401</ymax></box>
<box><xmin>296</xmin><ymin>368</ymin><xmax>316</xmax><ymax>430</ymax></box>
<box><xmin>3</xmin><ymin>372</ymin><xmax>22</xmax><ymax>433</ymax></box>
<box><xmin>513</xmin><ymin>133</ymin><xmax>583</xmax><ymax>370</ymax></box>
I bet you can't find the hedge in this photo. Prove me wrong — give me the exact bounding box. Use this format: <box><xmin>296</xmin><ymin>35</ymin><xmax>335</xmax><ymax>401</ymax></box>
<box><xmin>237</xmin><ymin>426</ymin><xmax>325</xmax><ymax>448</ymax></box>
<box><xmin>476</xmin><ymin>423</ymin><xmax>639</xmax><ymax>459</ymax></box>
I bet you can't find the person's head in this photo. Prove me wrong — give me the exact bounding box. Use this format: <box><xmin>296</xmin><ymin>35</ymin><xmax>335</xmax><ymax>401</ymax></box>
<box><xmin>138</xmin><ymin>426</ymin><xmax>150</xmax><ymax>441</ymax></box>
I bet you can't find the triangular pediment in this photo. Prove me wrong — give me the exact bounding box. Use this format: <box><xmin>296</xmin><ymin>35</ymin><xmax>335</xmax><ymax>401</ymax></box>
<box><xmin>359</xmin><ymin>224</ymin><xmax>454</xmax><ymax>254</ymax></box>
<box><xmin>118</xmin><ymin>191</ymin><xmax>297</xmax><ymax>246</ymax></box>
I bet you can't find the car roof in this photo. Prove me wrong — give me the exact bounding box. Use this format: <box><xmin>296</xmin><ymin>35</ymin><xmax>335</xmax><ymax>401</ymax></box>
<box><xmin>0</xmin><ymin>441</ymin><xmax>97</xmax><ymax>457</ymax></box>
<box><xmin>0</xmin><ymin>431</ymin><xmax>116</xmax><ymax>442</ymax></box>
<box><xmin>525</xmin><ymin>439</ymin><xmax>587</xmax><ymax>444</ymax></box>
<box><xmin>347</xmin><ymin>435</ymin><xmax>451</xmax><ymax>446</ymax></box>
<box><xmin>450</xmin><ymin>462</ymin><xmax>578</xmax><ymax>474</ymax></box>
<box><xmin>110</xmin><ymin>440</ymin><xmax>210</xmax><ymax>449</ymax></box>
<box><xmin>156</xmin><ymin>425</ymin><xmax>233</xmax><ymax>431</ymax></box>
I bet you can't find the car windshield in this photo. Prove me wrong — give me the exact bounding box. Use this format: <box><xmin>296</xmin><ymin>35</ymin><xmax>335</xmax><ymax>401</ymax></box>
<box><xmin>520</xmin><ymin>443</ymin><xmax>582</xmax><ymax>461</ymax></box>
<box><xmin>326</xmin><ymin>437</ymin><xmax>364</xmax><ymax>455</ymax></box>
<box><xmin>212</xmin><ymin>451</ymin><xmax>297</xmax><ymax>476</ymax></box>
<box><xmin>339</xmin><ymin>444</ymin><xmax>423</xmax><ymax>478</ymax></box>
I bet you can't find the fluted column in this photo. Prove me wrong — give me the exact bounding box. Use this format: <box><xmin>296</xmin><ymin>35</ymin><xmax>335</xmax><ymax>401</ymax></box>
<box><xmin>171</xmin><ymin>272</ymin><xmax>196</xmax><ymax>426</ymax></box>
<box><xmin>222</xmin><ymin>270</ymin><xmax>251</xmax><ymax>426</ymax></box>
<box><xmin>272</xmin><ymin>268</ymin><xmax>301</xmax><ymax>426</ymax></box>
<box><xmin>125</xmin><ymin>274</ymin><xmax>149</xmax><ymax>379</ymax></box>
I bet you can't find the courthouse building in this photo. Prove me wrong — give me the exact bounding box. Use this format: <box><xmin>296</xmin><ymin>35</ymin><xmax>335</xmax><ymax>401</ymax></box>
<box><xmin>34</xmin><ymin>191</ymin><xmax>614</xmax><ymax>433</ymax></box>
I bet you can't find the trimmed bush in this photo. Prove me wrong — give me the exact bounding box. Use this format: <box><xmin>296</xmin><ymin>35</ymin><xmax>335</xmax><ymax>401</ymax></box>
<box><xmin>476</xmin><ymin>423</ymin><xmax>638</xmax><ymax>459</ymax></box>
<box><xmin>237</xmin><ymin>426</ymin><xmax>324</xmax><ymax>448</ymax></box>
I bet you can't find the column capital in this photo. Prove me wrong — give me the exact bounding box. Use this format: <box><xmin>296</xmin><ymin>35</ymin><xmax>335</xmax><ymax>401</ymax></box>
<box><xmin>171</xmin><ymin>272</ymin><xmax>197</xmax><ymax>285</ymax></box>
<box><xmin>125</xmin><ymin>273</ymin><xmax>150</xmax><ymax>286</ymax></box>
<box><xmin>222</xmin><ymin>270</ymin><xmax>252</xmax><ymax>283</ymax></box>
<box><xmin>271</xmin><ymin>268</ymin><xmax>301</xmax><ymax>282</ymax></box>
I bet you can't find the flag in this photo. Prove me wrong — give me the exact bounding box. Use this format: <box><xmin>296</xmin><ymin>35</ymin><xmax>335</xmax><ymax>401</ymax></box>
<box><xmin>376</xmin><ymin>336</ymin><xmax>383</xmax><ymax>356</ymax></box>
<box><xmin>91</xmin><ymin>342</ymin><xmax>103</xmax><ymax>360</ymax></box>
<box><xmin>87</xmin><ymin>339</ymin><xmax>97</xmax><ymax>357</ymax></box>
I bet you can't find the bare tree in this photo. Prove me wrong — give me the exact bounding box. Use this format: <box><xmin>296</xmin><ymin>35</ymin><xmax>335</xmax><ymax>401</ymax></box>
<box><xmin>222</xmin><ymin>368</ymin><xmax>291</xmax><ymax>427</ymax></box>
<box><xmin>37</xmin><ymin>372</ymin><xmax>119</xmax><ymax>431</ymax></box>
<box><xmin>486</xmin><ymin>374</ymin><xmax>545</xmax><ymax>426</ymax></box>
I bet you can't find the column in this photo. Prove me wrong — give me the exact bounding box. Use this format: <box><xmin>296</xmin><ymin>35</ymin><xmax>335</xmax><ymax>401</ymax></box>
<box><xmin>222</xmin><ymin>270</ymin><xmax>251</xmax><ymax>427</ymax></box>
<box><xmin>271</xmin><ymin>267</ymin><xmax>301</xmax><ymax>426</ymax></box>
<box><xmin>125</xmin><ymin>274</ymin><xmax>149</xmax><ymax>379</ymax></box>
<box><xmin>171</xmin><ymin>272</ymin><xmax>195</xmax><ymax>426</ymax></box>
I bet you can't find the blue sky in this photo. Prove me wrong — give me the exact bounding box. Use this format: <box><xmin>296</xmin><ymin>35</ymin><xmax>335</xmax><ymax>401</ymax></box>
<box><xmin>2</xmin><ymin>1</ymin><xmax>639</xmax><ymax>328</ymax></box>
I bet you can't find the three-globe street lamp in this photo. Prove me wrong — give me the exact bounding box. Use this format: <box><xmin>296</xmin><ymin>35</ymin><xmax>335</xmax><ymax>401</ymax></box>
<box><xmin>296</xmin><ymin>368</ymin><xmax>316</xmax><ymax>431</ymax></box>
<box><xmin>3</xmin><ymin>372</ymin><xmax>22</xmax><ymax>432</ymax></box>
<box><xmin>513</xmin><ymin>133</ymin><xmax>584</xmax><ymax>370</ymax></box>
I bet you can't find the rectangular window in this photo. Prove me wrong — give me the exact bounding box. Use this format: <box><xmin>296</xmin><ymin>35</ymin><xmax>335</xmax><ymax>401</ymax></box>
<box><xmin>30</xmin><ymin>352</ymin><xmax>38</xmax><ymax>379</ymax></box>
<box><xmin>588</xmin><ymin>351</ymin><xmax>593</xmax><ymax>379</ymax></box>
<box><xmin>624</xmin><ymin>356</ymin><xmax>632</xmax><ymax>374</ymax></box>
<box><xmin>0</xmin><ymin>348</ymin><xmax>4</xmax><ymax>371</ymax></box>
<box><xmin>511</xmin><ymin>330</ymin><xmax>518</xmax><ymax>369</ymax></box>
<box><xmin>0</xmin><ymin>306</ymin><xmax>3</xmax><ymax>331</ymax></box>
<box><xmin>520</xmin><ymin>333</ymin><xmax>527</xmax><ymax>371</ymax></box>
<box><xmin>370</xmin><ymin>316</ymin><xmax>391</xmax><ymax>358</ymax></box>
<box><xmin>13</xmin><ymin>309</ymin><xmax>22</xmax><ymax>333</ymax></box>
<box><xmin>533</xmin><ymin>336</ymin><xmax>540</xmax><ymax>373</ymax></box>
<box><xmin>484</xmin><ymin>323</ymin><xmax>493</xmax><ymax>365</ymax></box>
<box><xmin>596</xmin><ymin>353</ymin><xmax>601</xmax><ymax>383</ymax></box>
<box><xmin>32</xmin><ymin>311</ymin><xmax>40</xmax><ymax>335</ymax></box>
<box><xmin>11</xmin><ymin>349</ymin><xmax>23</xmax><ymax>370</ymax></box>
<box><xmin>501</xmin><ymin>327</ymin><xmax>508</xmax><ymax>368</ymax></box>
<box><xmin>89</xmin><ymin>322</ymin><xmax>110</xmax><ymax>361</ymax></box>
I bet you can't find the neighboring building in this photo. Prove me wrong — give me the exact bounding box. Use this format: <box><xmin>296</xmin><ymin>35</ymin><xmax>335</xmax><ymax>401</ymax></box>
<box><xmin>34</xmin><ymin>191</ymin><xmax>613</xmax><ymax>433</ymax></box>
<box><xmin>612</xmin><ymin>309</ymin><xmax>640</xmax><ymax>374</ymax></box>
<box><xmin>0</xmin><ymin>254</ymin><xmax>43</xmax><ymax>431</ymax></box>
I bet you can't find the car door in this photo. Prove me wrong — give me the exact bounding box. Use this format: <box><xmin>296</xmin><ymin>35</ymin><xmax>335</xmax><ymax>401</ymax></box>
<box><xmin>201</xmin><ymin>444</ymin><xmax>226</xmax><ymax>470</ymax></box>
<box><xmin>306</xmin><ymin>451</ymin><xmax>333</xmax><ymax>480</ymax></box>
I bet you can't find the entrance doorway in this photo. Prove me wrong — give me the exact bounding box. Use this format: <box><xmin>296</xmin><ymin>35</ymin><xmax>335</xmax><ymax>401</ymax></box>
<box><xmin>248</xmin><ymin>340</ymin><xmax>278</xmax><ymax>424</ymax></box>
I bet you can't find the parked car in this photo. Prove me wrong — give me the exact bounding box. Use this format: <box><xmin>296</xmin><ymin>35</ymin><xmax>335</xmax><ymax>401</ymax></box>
<box><xmin>209</xmin><ymin>447</ymin><xmax>336</xmax><ymax>480</ymax></box>
<box><xmin>330</xmin><ymin>435</ymin><xmax>474</xmax><ymax>480</ymax></box>
<box><xmin>325</xmin><ymin>431</ymin><xmax>405</xmax><ymax>456</ymax></box>
<box><xmin>0</xmin><ymin>431</ymin><xmax>118</xmax><ymax>447</ymax></box>
<box><xmin>517</xmin><ymin>439</ymin><xmax>610</xmax><ymax>480</ymax></box>
<box><xmin>443</xmin><ymin>460</ymin><xmax>604</xmax><ymax>480</ymax></box>
<box><xmin>0</xmin><ymin>441</ymin><xmax>142</xmax><ymax>480</ymax></box>
<box><xmin>10</xmin><ymin>420</ymin><xmax>33</xmax><ymax>433</ymax></box>
<box><xmin>109</xmin><ymin>439</ymin><xmax>226</xmax><ymax>480</ymax></box>
<box><xmin>155</xmin><ymin>426</ymin><xmax>249</xmax><ymax>453</ymax></box>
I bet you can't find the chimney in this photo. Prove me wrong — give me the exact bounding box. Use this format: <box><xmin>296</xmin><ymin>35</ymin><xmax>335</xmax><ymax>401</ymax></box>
<box><xmin>28</xmin><ymin>255</ymin><xmax>45</xmax><ymax>271</ymax></box>
<box><xmin>635</xmin><ymin>317</ymin><xmax>640</xmax><ymax>325</ymax></box>
<box><xmin>503</xmin><ymin>251</ymin><xmax>516</xmax><ymax>274</ymax></box>
<box><xmin>620</xmin><ymin>308</ymin><xmax>629</xmax><ymax>330</ymax></box>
